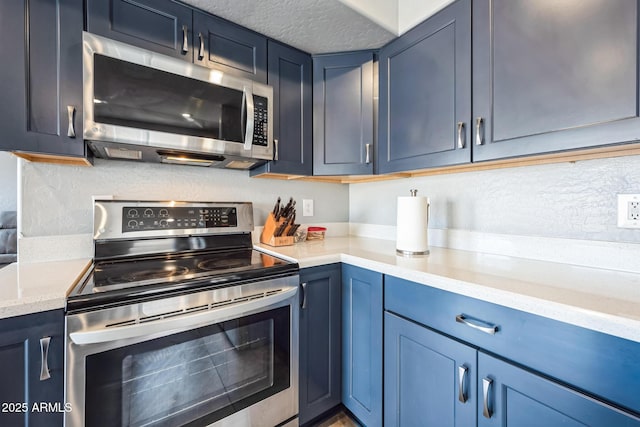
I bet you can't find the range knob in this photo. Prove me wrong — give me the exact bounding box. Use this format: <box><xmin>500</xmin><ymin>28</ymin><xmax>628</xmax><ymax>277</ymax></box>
<box><xmin>159</xmin><ymin>209</ymin><xmax>169</xmax><ymax>217</ymax></box>
<box><xmin>127</xmin><ymin>209</ymin><xmax>139</xmax><ymax>218</ymax></box>
<box><xmin>127</xmin><ymin>220</ymin><xmax>138</xmax><ymax>228</ymax></box>
<box><xmin>159</xmin><ymin>219</ymin><xmax>168</xmax><ymax>228</ymax></box>
<box><xmin>144</xmin><ymin>209</ymin><xmax>154</xmax><ymax>217</ymax></box>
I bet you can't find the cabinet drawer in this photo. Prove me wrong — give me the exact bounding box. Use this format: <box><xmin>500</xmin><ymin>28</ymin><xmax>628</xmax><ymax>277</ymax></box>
<box><xmin>384</xmin><ymin>275</ymin><xmax>640</xmax><ymax>415</ymax></box>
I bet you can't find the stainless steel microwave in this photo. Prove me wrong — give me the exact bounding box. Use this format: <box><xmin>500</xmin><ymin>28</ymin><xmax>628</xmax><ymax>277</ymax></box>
<box><xmin>82</xmin><ymin>32</ymin><xmax>273</xmax><ymax>169</ymax></box>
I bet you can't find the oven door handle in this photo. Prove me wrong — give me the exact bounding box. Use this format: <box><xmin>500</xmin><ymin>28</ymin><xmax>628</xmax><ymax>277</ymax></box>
<box><xmin>69</xmin><ymin>286</ymin><xmax>297</xmax><ymax>346</ymax></box>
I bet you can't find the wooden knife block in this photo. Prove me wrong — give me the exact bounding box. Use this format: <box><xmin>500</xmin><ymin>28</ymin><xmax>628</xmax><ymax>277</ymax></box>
<box><xmin>260</xmin><ymin>213</ymin><xmax>295</xmax><ymax>247</ymax></box>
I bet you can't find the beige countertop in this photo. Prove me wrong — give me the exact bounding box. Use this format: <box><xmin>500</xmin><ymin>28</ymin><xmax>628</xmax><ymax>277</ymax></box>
<box><xmin>2</xmin><ymin>236</ymin><xmax>639</xmax><ymax>344</ymax></box>
<box><xmin>255</xmin><ymin>237</ymin><xmax>640</xmax><ymax>343</ymax></box>
<box><xmin>0</xmin><ymin>258</ymin><xmax>92</xmax><ymax>319</ymax></box>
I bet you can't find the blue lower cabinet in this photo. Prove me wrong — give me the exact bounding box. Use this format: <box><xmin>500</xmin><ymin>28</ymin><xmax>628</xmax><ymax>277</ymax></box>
<box><xmin>384</xmin><ymin>312</ymin><xmax>477</xmax><ymax>427</ymax></box>
<box><xmin>0</xmin><ymin>310</ymin><xmax>65</xmax><ymax>427</ymax></box>
<box><xmin>299</xmin><ymin>264</ymin><xmax>342</xmax><ymax>425</ymax></box>
<box><xmin>478</xmin><ymin>352</ymin><xmax>640</xmax><ymax>427</ymax></box>
<box><xmin>342</xmin><ymin>265</ymin><xmax>383</xmax><ymax>427</ymax></box>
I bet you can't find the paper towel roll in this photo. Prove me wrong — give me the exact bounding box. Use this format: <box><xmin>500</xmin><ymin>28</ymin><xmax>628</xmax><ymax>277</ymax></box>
<box><xmin>396</xmin><ymin>193</ymin><xmax>429</xmax><ymax>255</ymax></box>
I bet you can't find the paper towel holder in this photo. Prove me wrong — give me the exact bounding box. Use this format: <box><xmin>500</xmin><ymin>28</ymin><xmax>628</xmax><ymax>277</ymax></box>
<box><xmin>396</xmin><ymin>189</ymin><xmax>430</xmax><ymax>257</ymax></box>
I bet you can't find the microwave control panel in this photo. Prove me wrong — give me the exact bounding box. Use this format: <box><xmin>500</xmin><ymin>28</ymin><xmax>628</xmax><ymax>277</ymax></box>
<box><xmin>253</xmin><ymin>95</ymin><xmax>269</xmax><ymax>147</ymax></box>
<box><xmin>122</xmin><ymin>206</ymin><xmax>238</xmax><ymax>232</ymax></box>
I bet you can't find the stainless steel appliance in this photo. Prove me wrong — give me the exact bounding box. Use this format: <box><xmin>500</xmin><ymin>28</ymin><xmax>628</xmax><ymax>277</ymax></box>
<box><xmin>82</xmin><ymin>32</ymin><xmax>273</xmax><ymax>169</ymax></box>
<box><xmin>65</xmin><ymin>200</ymin><xmax>299</xmax><ymax>427</ymax></box>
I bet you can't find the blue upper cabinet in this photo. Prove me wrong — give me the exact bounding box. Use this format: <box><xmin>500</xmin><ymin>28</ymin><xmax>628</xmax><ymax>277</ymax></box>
<box><xmin>478</xmin><ymin>352</ymin><xmax>640</xmax><ymax>427</ymax></box>
<box><xmin>87</xmin><ymin>0</ymin><xmax>267</xmax><ymax>82</ymax></box>
<box><xmin>342</xmin><ymin>265</ymin><xmax>383</xmax><ymax>427</ymax></box>
<box><xmin>86</xmin><ymin>0</ymin><xmax>194</xmax><ymax>61</ymax></box>
<box><xmin>313</xmin><ymin>52</ymin><xmax>374</xmax><ymax>176</ymax></box>
<box><xmin>473</xmin><ymin>0</ymin><xmax>640</xmax><ymax>161</ymax></box>
<box><xmin>0</xmin><ymin>0</ymin><xmax>87</xmax><ymax>159</ymax></box>
<box><xmin>377</xmin><ymin>0</ymin><xmax>471</xmax><ymax>174</ymax></box>
<box><xmin>251</xmin><ymin>41</ymin><xmax>313</xmax><ymax>176</ymax></box>
<box><xmin>0</xmin><ymin>310</ymin><xmax>65</xmax><ymax>427</ymax></box>
<box><xmin>385</xmin><ymin>312</ymin><xmax>477</xmax><ymax>427</ymax></box>
<box><xmin>299</xmin><ymin>264</ymin><xmax>342</xmax><ymax>425</ymax></box>
<box><xmin>192</xmin><ymin>12</ymin><xmax>267</xmax><ymax>83</ymax></box>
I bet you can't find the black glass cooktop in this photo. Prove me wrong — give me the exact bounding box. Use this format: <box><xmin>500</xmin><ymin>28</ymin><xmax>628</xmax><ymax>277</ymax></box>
<box><xmin>67</xmin><ymin>249</ymin><xmax>298</xmax><ymax>312</ymax></box>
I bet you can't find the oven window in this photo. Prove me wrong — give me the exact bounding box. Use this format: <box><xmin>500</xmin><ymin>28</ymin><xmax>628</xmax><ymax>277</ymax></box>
<box><xmin>93</xmin><ymin>54</ymin><xmax>244</xmax><ymax>142</ymax></box>
<box><xmin>85</xmin><ymin>306</ymin><xmax>290</xmax><ymax>427</ymax></box>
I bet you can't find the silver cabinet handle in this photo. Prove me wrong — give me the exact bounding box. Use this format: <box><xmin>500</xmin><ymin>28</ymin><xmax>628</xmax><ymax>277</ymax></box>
<box><xmin>40</xmin><ymin>337</ymin><xmax>51</xmax><ymax>381</ymax></box>
<box><xmin>482</xmin><ymin>378</ymin><xmax>493</xmax><ymax>418</ymax></box>
<box><xmin>365</xmin><ymin>143</ymin><xmax>371</xmax><ymax>164</ymax></box>
<box><xmin>181</xmin><ymin>25</ymin><xmax>189</xmax><ymax>53</ymax></box>
<box><xmin>198</xmin><ymin>32</ymin><xmax>204</xmax><ymax>60</ymax></box>
<box><xmin>300</xmin><ymin>282</ymin><xmax>307</xmax><ymax>309</ymax></box>
<box><xmin>456</xmin><ymin>314</ymin><xmax>498</xmax><ymax>335</ymax></box>
<box><xmin>457</xmin><ymin>122</ymin><xmax>465</xmax><ymax>149</ymax></box>
<box><xmin>67</xmin><ymin>105</ymin><xmax>76</xmax><ymax>138</ymax></box>
<box><xmin>458</xmin><ymin>365</ymin><xmax>468</xmax><ymax>403</ymax></box>
<box><xmin>274</xmin><ymin>138</ymin><xmax>279</xmax><ymax>161</ymax></box>
<box><xmin>475</xmin><ymin>117</ymin><xmax>484</xmax><ymax>146</ymax></box>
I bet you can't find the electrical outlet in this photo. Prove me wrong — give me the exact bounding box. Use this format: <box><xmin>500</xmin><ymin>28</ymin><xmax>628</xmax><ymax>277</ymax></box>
<box><xmin>617</xmin><ymin>194</ymin><xmax>640</xmax><ymax>228</ymax></box>
<box><xmin>302</xmin><ymin>199</ymin><xmax>314</xmax><ymax>217</ymax></box>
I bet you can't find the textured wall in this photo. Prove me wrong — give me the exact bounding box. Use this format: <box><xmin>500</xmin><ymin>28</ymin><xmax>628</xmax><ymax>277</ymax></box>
<box><xmin>0</xmin><ymin>153</ymin><xmax>17</xmax><ymax>213</ymax></box>
<box><xmin>20</xmin><ymin>159</ymin><xmax>348</xmax><ymax>237</ymax></box>
<box><xmin>350</xmin><ymin>155</ymin><xmax>640</xmax><ymax>243</ymax></box>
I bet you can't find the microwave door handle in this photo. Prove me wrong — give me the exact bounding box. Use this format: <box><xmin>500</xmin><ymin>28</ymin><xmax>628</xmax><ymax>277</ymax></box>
<box><xmin>243</xmin><ymin>86</ymin><xmax>254</xmax><ymax>151</ymax></box>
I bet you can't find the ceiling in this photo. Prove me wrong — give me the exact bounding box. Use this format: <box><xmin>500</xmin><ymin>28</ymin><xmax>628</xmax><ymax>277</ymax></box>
<box><xmin>183</xmin><ymin>0</ymin><xmax>398</xmax><ymax>54</ymax></box>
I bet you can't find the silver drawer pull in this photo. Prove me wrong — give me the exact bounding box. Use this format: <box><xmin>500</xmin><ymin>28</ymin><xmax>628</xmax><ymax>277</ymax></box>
<box><xmin>455</xmin><ymin>314</ymin><xmax>498</xmax><ymax>335</ymax></box>
<box><xmin>274</xmin><ymin>138</ymin><xmax>279</xmax><ymax>161</ymax></box>
<box><xmin>457</xmin><ymin>122</ymin><xmax>465</xmax><ymax>149</ymax></box>
<box><xmin>458</xmin><ymin>365</ymin><xmax>468</xmax><ymax>403</ymax></box>
<box><xmin>40</xmin><ymin>337</ymin><xmax>51</xmax><ymax>381</ymax></box>
<box><xmin>482</xmin><ymin>377</ymin><xmax>493</xmax><ymax>418</ymax></box>
<box><xmin>365</xmin><ymin>143</ymin><xmax>371</xmax><ymax>164</ymax></box>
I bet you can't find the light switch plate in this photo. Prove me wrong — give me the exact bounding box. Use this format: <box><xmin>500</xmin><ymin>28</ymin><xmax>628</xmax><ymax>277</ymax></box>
<box><xmin>617</xmin><ymin>194</ymin><xmax>640</xmax><ymax>228</ymax></box>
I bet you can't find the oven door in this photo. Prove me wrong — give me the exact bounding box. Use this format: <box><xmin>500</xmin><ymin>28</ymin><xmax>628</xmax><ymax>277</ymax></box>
<box><xmin>65</xmin><ymin>277</ymin><xmax>298</xmax><ymax>427</ymax></box>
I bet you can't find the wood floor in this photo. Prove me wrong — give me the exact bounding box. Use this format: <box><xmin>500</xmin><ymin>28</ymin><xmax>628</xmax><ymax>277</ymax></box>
<box><xmin>310</xmin><ymin>410</ymin><xmax>361</xmax><ymax>427</ymax></box>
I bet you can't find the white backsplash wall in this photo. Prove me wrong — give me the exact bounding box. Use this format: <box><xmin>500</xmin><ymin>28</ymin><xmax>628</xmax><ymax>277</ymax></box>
<box><xmin>0</xmin><ymin>153</ymin><xmax>17</xmax><ymax>212</ymax></box>
<box><xmin>20</xmin><ymin>159</ymin><xmax>349</xmax><ymax>237</ymax></box>
<box><xmin>350</xmin><ymin>155</ymin><xmax>640</xmax><ymax>243</ymax></box>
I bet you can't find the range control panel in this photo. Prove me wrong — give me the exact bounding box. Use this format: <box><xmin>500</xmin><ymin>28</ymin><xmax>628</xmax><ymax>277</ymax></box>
<box><xmin>122</xmin><ymin>206</ymin><xmax>238</xmax><ymax>232</ymax></box>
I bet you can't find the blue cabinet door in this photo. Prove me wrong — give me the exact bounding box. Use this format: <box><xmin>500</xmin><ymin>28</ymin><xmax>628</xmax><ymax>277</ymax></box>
<box><xmin>473</xmin><ymin>0</ymin><xmax>640</xmax><ymax>161</ymax></box>
<box><xmin>378</xmin><ymin>0</ymin><xmax>471</xmax><ymax>174</ymax></box>
<box><xmin>0</xmin><ymin>310</ymin><xmax>65</xmax><ymax>427</ymax></box>
<box><xmin>385</xmin><ymin>312</ymin><xmax>477</xmax><ymax>427</ymax></box>
<box><xmin>86</xmin><ymin>0</ymin><xmax>193</xmax><ymax>61</ymax></box>
<box><xmin>478</xmin><ymin>352</ymin><xmax>640</xmax><ymax>427</ymax></box>
<box><xmin>299</xmin><ymin>264</ymin><xmax>342</xmax><ymax>425</ymax></box>
<box><xmin>192</xmin><ymin>12</ymin><xmax>267</xmax><ymax>83</ymax></box>
<box><xmin>251</xmin><ymin>41</ymin><xmax>313</xmax><ymax>176</ymax></box>
<box><xmin>342</xmin><ymin>265</ymin><xmax>383</xmax><ymax>427</ymax></box>
<box><xmin>0</xmin><ymin>0</ymin><xmax>87</xmax><ymax>158</ymax></box>
<box><xmin>313</xmin><ymin>52</ymin><xmax>374</xmax><ymax>176</ymax></box>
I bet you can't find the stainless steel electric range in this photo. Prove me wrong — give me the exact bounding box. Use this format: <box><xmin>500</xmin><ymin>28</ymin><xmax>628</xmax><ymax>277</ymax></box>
<box><xmin>65</xmin><ymin>200</ymin><xmax>299</xmax><ymax>427</ymax></box>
